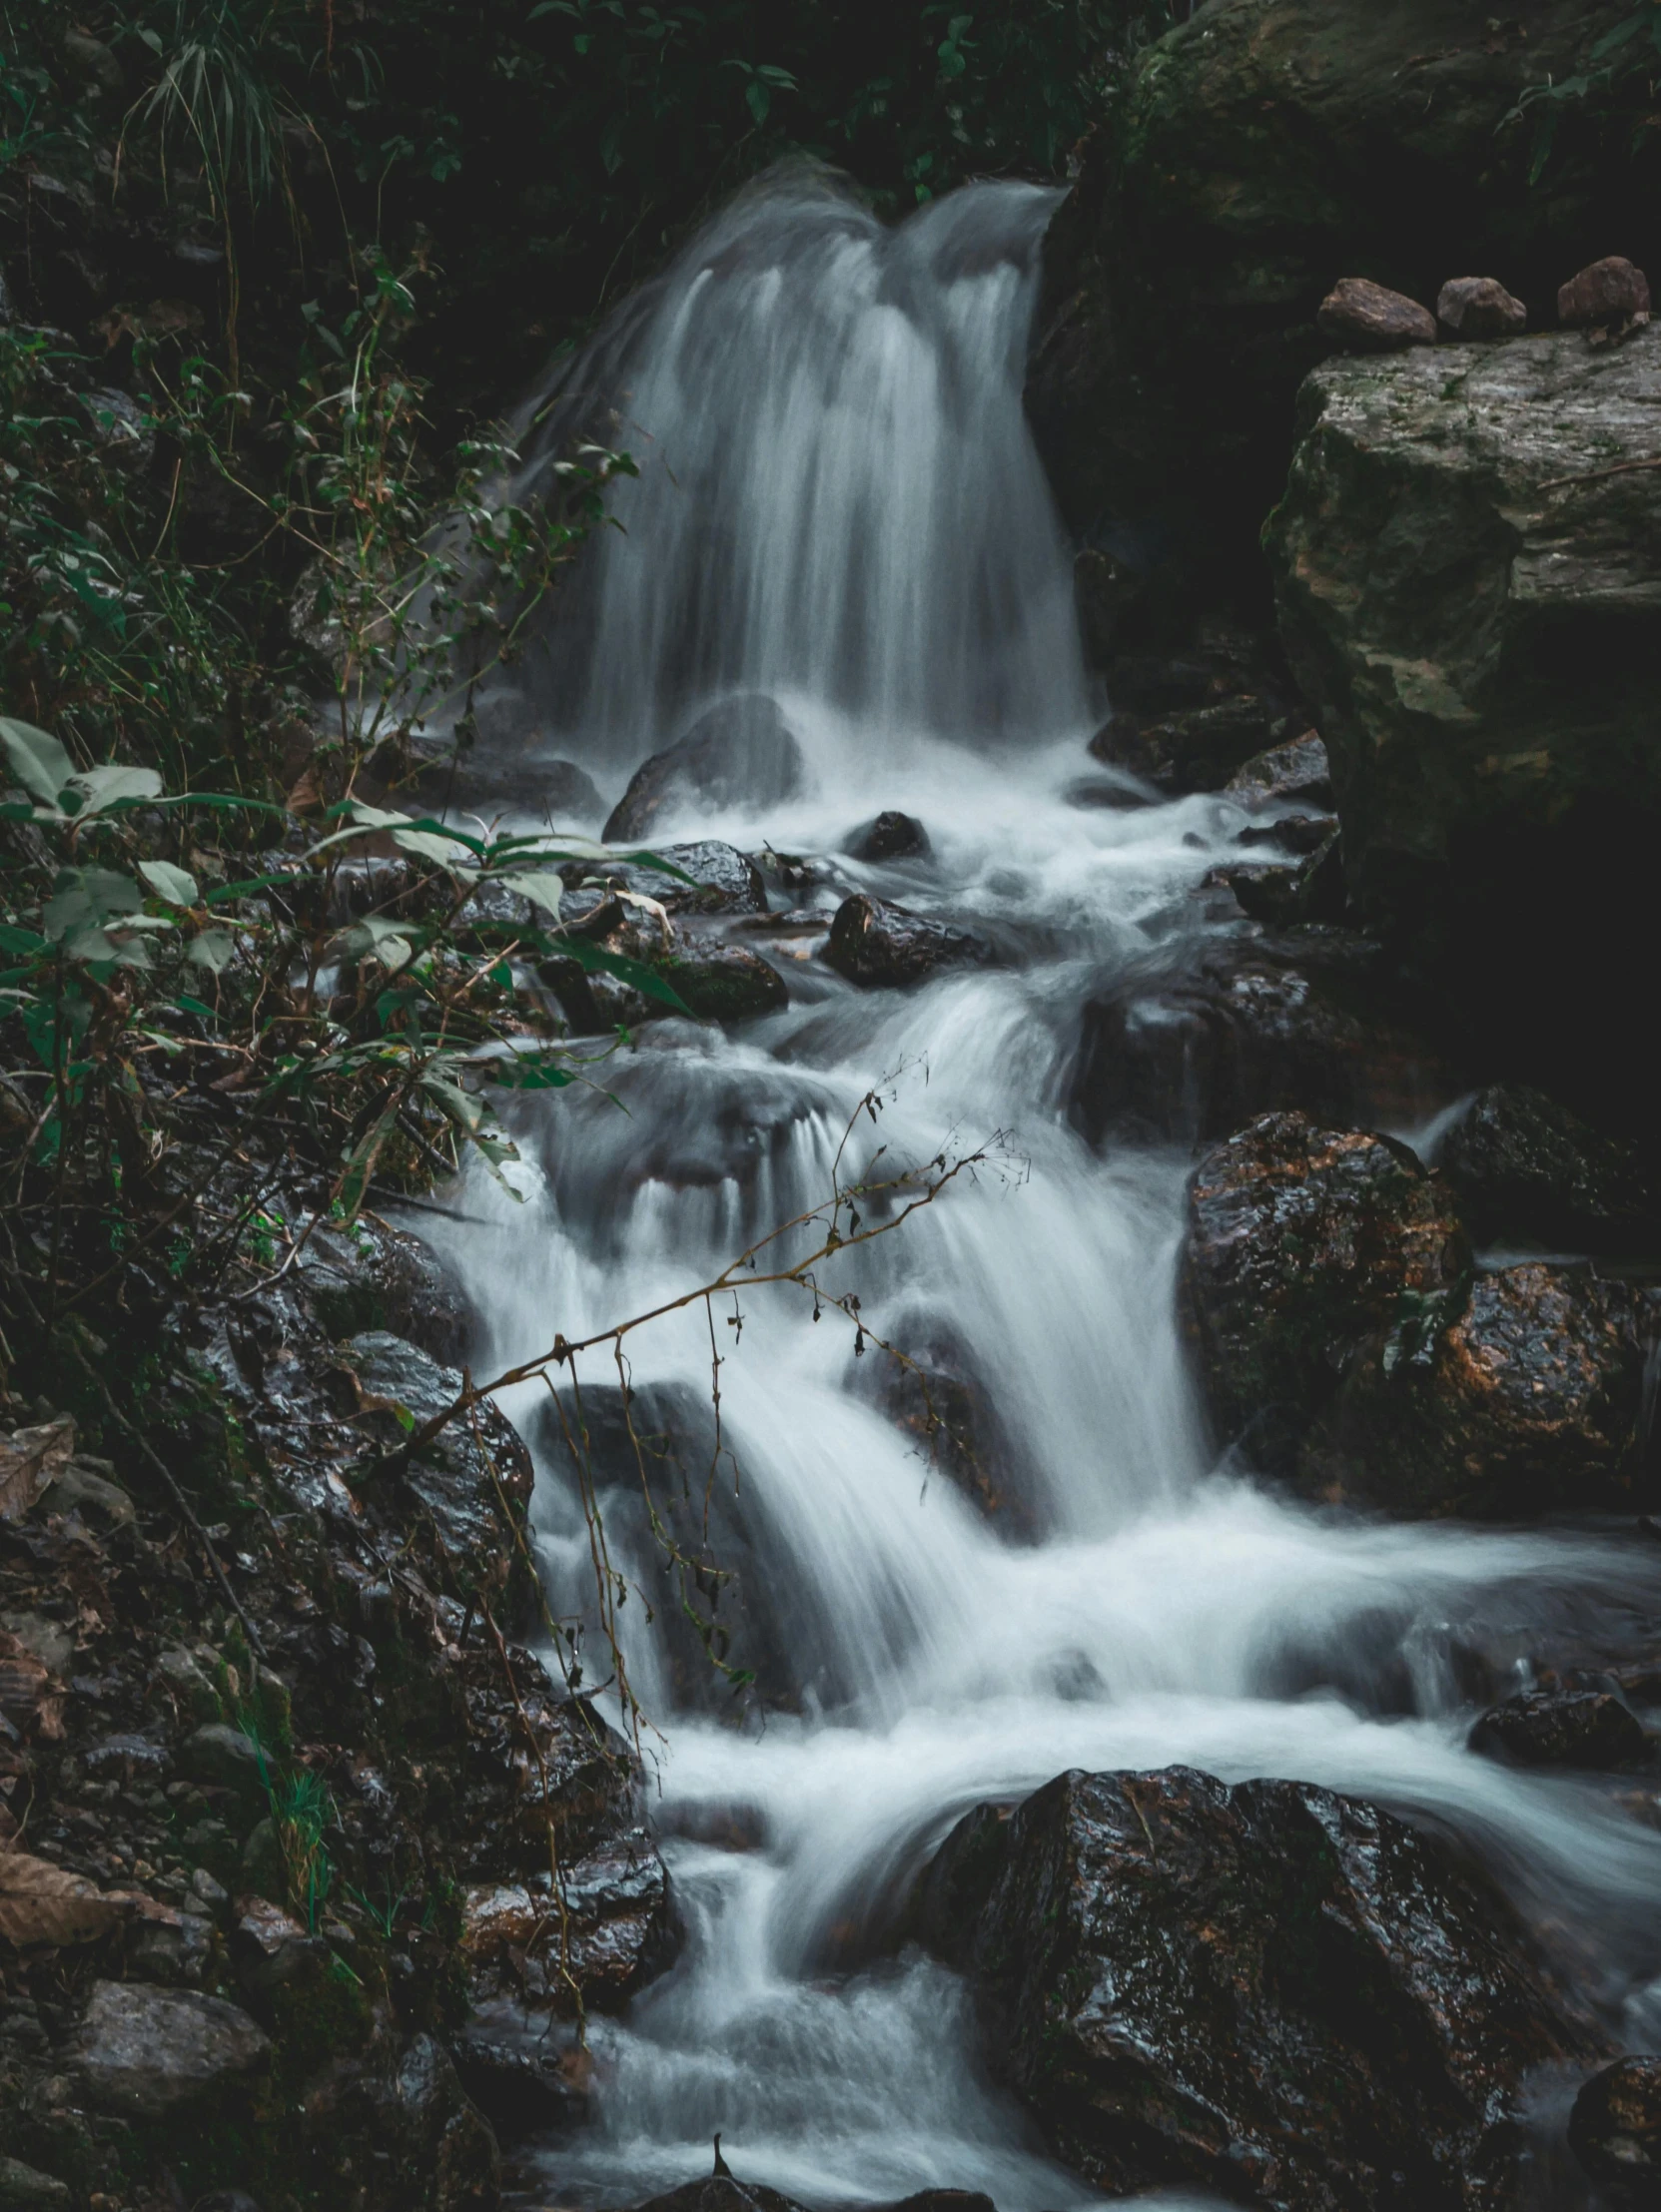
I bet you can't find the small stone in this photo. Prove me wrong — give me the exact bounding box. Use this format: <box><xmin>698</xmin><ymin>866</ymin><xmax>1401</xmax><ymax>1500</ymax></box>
<box><xmin>1224</xmin><ymin>731</ymin><xmax>1332</xmax><ymax>811</ymax></box>
<box><xmin>190</xmin><ymin>1865</ymin><xmax>229</xmax><ymax>1909</ymax></box>
<box><xmin>1468</xmin><ymin>1690</ymin><xmax>1648</xmax><ymax>1770</ymax></box>
<box><xmin>1558</xmin><ymin>256</ymin><xmax>1651</xmax><ymax>331</ymax></box>
<box><xmin>846</xmin><ymin>811</ymin><xmax>930</xmax><ymax>862</ymax></box>
<box><xmin>72</xmin><ymin>1980</ymin><xmax>270</xmax><ymax>2117</ymax></box>
<box><xmin>0</xmin><ymin>2156</ymin><xmax>71</xmax><ymax>2212</ymax></box>
<box><xmin>1316</xmin><ymin>277</ymin><xmax>1437</xmax><ymax>351</ymax></box>
<box><xmin>179</xmin><ymin>1724</ymin><xmax>265</xmax><ymax>1800</ymax></box>
<box><xmin>1570</xmin><ymin>2055</ymin><xmax>1661</xmax><ymax>2204</ymax></box>
<box><xmin>1436</xmin><ymin>276</ymin><xmax>1527</xmax><ymax>339</ymax></box>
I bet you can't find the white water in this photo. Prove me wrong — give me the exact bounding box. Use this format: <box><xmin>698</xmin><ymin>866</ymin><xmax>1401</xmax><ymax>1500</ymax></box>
<box><xmin>423</xmin><ymin>175</ymin><xmax>1661</xmax><ymax>2208</ymax></box>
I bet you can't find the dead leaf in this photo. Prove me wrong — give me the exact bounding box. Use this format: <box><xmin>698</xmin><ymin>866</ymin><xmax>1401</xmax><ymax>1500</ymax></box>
<box><xmin>0</xmin><ymin>1632</ymin><xmax>51</xmax><ymax>1727</ymax></box>
<box><xmin>0</xmin><ymin>1418</ymin><xmax>76</xmax><ymax>1522</ymax></box>
<box><xmin>0</xmin><ymin>1847</ymin><xmax>125</xmax><ymax>1948</ymax></box>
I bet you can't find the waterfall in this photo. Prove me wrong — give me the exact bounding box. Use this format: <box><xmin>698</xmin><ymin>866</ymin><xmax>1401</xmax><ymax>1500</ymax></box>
<box><xmin>417</xmin><ymin>174</ymin><xmax>1661</xmax><ymax>2209</ymax></box>
<box><xmin>472</xmin><ymin>169</ymin><xmax>1090</xmax><ymax>771</ymax></box>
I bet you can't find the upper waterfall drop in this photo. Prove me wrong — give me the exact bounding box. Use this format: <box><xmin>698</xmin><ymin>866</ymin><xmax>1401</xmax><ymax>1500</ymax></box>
<box><xmin>490</xmin><ymin>169</ymin><xmax>1092</xmax><ymax>770</ymax></box>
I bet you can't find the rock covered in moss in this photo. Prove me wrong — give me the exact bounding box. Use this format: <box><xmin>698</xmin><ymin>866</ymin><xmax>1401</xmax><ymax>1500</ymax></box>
<box><xmin>660</xmin><ymin>939</ymin><xmax>788</xmax><ymax>1022</ymax></box>
<box><xmin>1265</xmin><ymin>326</ymin><xmax>1661</xmax><ymax>1119</ymax></box>
<box><xmin>927</xmin><ymin>1764</ymin><xmax>1596</xmax><ymax>2209</ymax></box>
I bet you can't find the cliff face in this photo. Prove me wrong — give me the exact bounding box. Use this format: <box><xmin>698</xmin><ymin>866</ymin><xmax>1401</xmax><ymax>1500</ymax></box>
<box><xmin>1027</xmin><ymin>0</ymin><xmax>1645</xmax><ymax>643</ymax></box>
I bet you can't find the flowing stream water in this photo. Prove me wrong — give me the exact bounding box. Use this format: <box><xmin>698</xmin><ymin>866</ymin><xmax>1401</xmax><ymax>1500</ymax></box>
<box><xmin>423</xmin><ymin>173</ymin><xmax>1661</xmax><ymax>2208</ymax></box>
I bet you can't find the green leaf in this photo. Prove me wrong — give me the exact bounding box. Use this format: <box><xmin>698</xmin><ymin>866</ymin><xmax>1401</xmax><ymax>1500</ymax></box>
<box><xmin>43</xmin><ymin>867</ymin><xmax>143</xmax><ymax>946</ymax></box>
<box><xmin>73</xmin><ymin>763</ymin><xmax>164</xmax><ymax>814</ymax></box>
<box><xmin>139</xmin><ymin>859</ymin><xmax>200</xmax><ymax>909</ymax></box>
<box><xmin>500</xmin><ymin>870</ymin><xmax>569</xmax><ymax>917</ymax></box>
<box><xmin>493</xmin><ymin>1055</ymin><xmax>573</xmax><ymax>1091</ymax></box>
<box><xmin>176</xmin><ymin>994</ymin><xmax>217</xmax><ymax>1019</ymax></box>
<box><xmin>189</xmin><ymin>929</ymin><xmax>237</xmax><ymax>974</ymax></box>
<box><xmin>565</xmin><ymin>937</ymin><xmax>694</xmax><ymax>1016</ymax></box>
<box><xmin>0</xmin><ymin>926</ymin><xmax>45</xmax><ymax>956</ymax></box>
<box><xmin>0</xmin><ymin>717</ymin><xmax>73</xmax><ymax>809</ymax></box>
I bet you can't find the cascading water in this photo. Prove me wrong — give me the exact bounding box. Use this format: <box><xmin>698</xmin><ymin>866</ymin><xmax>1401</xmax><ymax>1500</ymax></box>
<box><xmin>420</xmin><ymin>171</ymin><xmax>1661</xmax><ymax>2208</ymax></box>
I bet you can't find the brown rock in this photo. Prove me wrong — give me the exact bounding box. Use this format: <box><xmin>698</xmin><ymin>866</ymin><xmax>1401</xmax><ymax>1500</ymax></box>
<box><xmin>1570</xmin><ymin>2056</ymin><xmax>1661</xmax><ymax>2206</ymax></box>
<box><xmin>1436</xmin><ymin>276</ymin><xmax>1527</xmax><ymax>339</ymax></box>
<box><xmin>1317</xmin><ymin>277</ymin><xmax>1436</xmax><ymax>352</ymax></box>
<box><xmin>1558</xmin><ymin>256</ymin><xmax>1651</xmax><ymax>330</ymax></box>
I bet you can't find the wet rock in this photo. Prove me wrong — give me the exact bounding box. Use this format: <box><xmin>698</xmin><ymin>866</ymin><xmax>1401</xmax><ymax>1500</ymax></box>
<box><xmin>1089</xmin><ymin>692</ymin><xmax>1273</xmax><ymax>796</ymax></box>
<box><xmin>659</xmin><ymin>941</ymin><xmax>787</xmax><ymax>1023</ymax></box>
<box><xmin>459</xmin><ymin>1827</ymin><xmax>676</xmax><ymax>2014</ymax></box>
<box><xmin>1224</xmin><ymin>732</ymin><xmax>1333</xmax><ymax>811</ymax></box>
<box><xmin>584</xmin><ymin>841</ymin><xmax>769</xmax><ymax>919</ymax></box>
<box><xmin>1069</xmin><ymin>933</ymin><xmax>1450</xmax><ymax>1149</ymax></box>
<box><xmin>847</xmin><ymin>811</ymin><xmax>930</xmax><ymax>862</ymax></box>
<box><xmin>1317</xmin><ymin>278</ymin><xmax>1436</xmax><ymax>352</ymax></box>
<box><xmin>0</xmin><ymin>2158</ymin><xmax>70</xmax><ymax>2212</ymax></box>
<box><xmin>449</xmin><ymin>2002</ymin><xmax>589</xmax><ymax>2134</ymax></box>
<box><xmin>1305</xmin><ymin>1261</ymin><xmax>1652</xmax><ymax>1519</ymax></box>
<box><xmin>1204</xmin><ymin>828</ymin><xmax>1344</xmax><ymax>929</ymax></box>
<box><xmin>865</xmin><ymin>1327</ymin><xmax>1034</xmax><ymax>1538</ymax></box>
<box><xmin>528</xmin><ymin>1380</ymin><xmax>807</xmax><ymax>1711</ymax></box>
<box><xmin>72</xmin><ymin>1979</ymin><xmax>270</xmax><ymax>2117</ymax></box>
<box><xmin>1468</xmin><ymin>1690</ymin><xmax>1649</xmax><ymax>1771</ymax></box>
<box><xmin>823</xmin><ymin>895</ymin><xmax>991</xmax><ymax>990</ymax></box>
<box><xmin>1437</xmin><ymin>1086</ymin><xmax>1661</xmax><ymax>1257</ymax></box>
<box><xmin>1234</xmin><ymin>812</ymin><xmax>1339</xmax><ymax>858</ymax></box>
<box><xmin>343</xmin><ymin>1333</ymin><xmax>533</xmax><ymax>1586</ymax></box>
<box><xmin>1569</xmin><ymin>2055</ymin><xmax>1661</xmax><ymax>2205</ymax></box>
<box><xmin>392</xmin><ymin>2034</ymin><xmax>499</xmax><ymax>2212</ymax></box>
<box><xmin>1559</xmin><ymin>257</ymin><xmax>1651</xmax><ymax>335</ymax></box>
<box><xmin>179</xmin><ymin>1723</ymin><xmax>266</xmax><ymax>1805</ymax></box>
<box><xmin>301</xmin><ymin>1214</ymin><xmax>470</xmax><ymax>1362</ymax></box>
<box><xmin>1180</xmin><ymin>1111</ymin><xmax>1466</xmax><ymax>1477</ymax></box>
<box><xmin>631</xmin><ymin>2175</ymin><xmax>808</xmax><ymax>2212</ymax></box>
<box><xmin>1436</xmin><ymin>276</ymin><xmax>1527</xmax><ymax>339</ymax></box>
<box><xmin>940</xmin><ymin>1764</ymin><xmax>1596</xmax><ymax>2209</ymax></box>
<box><xmin>604</xmin><ymin>695</ymin><xmax>803</xmax><ymax>842</ymax></box>
<box><xmin>1266</xmin><ymin>328</ymin><xmax>1661</xmax><ymax>1123</ymax></box>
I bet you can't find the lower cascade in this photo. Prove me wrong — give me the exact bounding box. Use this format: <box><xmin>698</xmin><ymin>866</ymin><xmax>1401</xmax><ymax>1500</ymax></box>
<box><xmin>417</xmin><ymin>178</ymin><xmax>1661</xmax><ymax>2211</ymax></box>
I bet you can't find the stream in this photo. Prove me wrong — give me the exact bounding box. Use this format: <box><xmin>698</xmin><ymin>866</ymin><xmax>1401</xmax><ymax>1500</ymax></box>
<box><xmin>421</xmin><ymin>171</ymin><xmax>1661</xmax><ymax>2209</ymax></box>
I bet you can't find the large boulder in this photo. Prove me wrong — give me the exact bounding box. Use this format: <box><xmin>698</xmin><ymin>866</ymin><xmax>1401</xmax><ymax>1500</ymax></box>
<box><xmin>1027</xmin><ymin>0</ymin><xmax>1634</xmax><ymax>648</ymax></box>
<box><xmin>72</xmin><ymin>1981</ymin><xmax>270</xmax><ymax>2118</ymax></box>
<box><xmin>1265</xmin><ymin>328</ymin><xmax>1661</xmax><ymax>1124</ymax></box>
<box><xmin>1181</xmin><ymin>1112</ymin><xmax>1656</xmax><ymax>1514</ymax></box>
<box><xmin>1179</xmin><ymin>1111</ymin><xmax>1465</xmax><ymax>1474</ymax></box>
<box><xmin>1069</xmin><ymin>933</ymin><xmax>1452</xmax><ymax>1149</ymax></box>
<box><xmin>929</xmin><ymin>1765</ymin><xmax>1596</xmax><ymax>2210</ymax></box>
<box><xmin>1437</xmin><ymin>1086</ymin><xmax>1661</xmax><ymax>1257</ymax></box>
<box><xmin>603</xmin><ymin>695</ymin><xmax>803</xmax><ymax>842</ymax></box>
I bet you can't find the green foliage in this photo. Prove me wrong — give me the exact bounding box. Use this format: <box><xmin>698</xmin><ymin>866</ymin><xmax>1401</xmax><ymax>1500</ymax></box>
<box><xmin>1505</xmin><ymin>1</ymin><xmax>1661</xmax><ymax>178</ymax></box>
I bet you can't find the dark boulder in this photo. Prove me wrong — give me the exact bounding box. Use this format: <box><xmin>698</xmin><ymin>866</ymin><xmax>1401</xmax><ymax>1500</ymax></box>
<box><xmin>582</xmin><ymin>841</ymin><xmax>769</xmax><ymax>919</ymax></box>
<box><xmin>934</xmin><ymin>1765</ymin><xmax>1596</xmax><ymax>2210</ymax></box>
<box><xmin>300</xmin><ymin>1214</ymin><xmax>470</xmax><ymax>1363</ymax></box>
<box><xmin>1204</xmin><ymin>830</ymin><xmax>1343</xmax><ymax>930</ymax></box>
<box><xmin>1225</xmin><ymin>732</ymin><xmax>1333</xmax><ymax>811</ymax></box>
<box><xmin>1437</xmin><ymin>1086</ymin><xmax>1661</xmax><ymax>1256</ymax></box>
<box><xmin>1435</xmin><ymin>277</ymin><xmax>1526</xmax><ymax>339</ymax></box>
<box><xmin>628</xmin><ymin>2174</ymin><xmax>808</xmax><ymax>2212</ymax></box>
<box><xmin>1179</xmin><ymin>1111</ymin><xmax>1465</xmax><ymax>1478</ymax></box>
<box><xmin>847</xmin><ymin>811</ymin><xmax>930</xmax><ymax>862</ymax></box>
<box><xmin>603</xmin><ymin>695</ymin><xmax>803</xmax><ymax>842</ymax></box>
<box><xmin>449</xmin><ymin>2003</ymin><xmax>588</xmax><ymax>2136</ymax></box>
<box><xmin>863</xmin><ymin>1324</ymin><xmax>1035</xmax><ymax>1538</ymax></box>
<box><xmin>1570</xmin><ymin>2056</ymin><xmax>1661</xmax><ymax>2205</ymax></box>
<box><xmin>1069</xmin><ymin>933</ymin><xmax>1451</xmax><ymax>1149</ymax></box>
<box><xmin>72</xmin><ymin>1981</ymin><xmax>271</xmax><ymax>2118</ymax></box>
<box><xmin>1468</xmin><ymin>1690</ymin><xmax>1649</xmax><ymax>1771</ymax></box>
<box><xmin>459</xmin><ymin>1827</ymin><xmax>678</xmax><ymax>2016</ymax></box>
<box><xmin>1265</xmin><ymin>328</ymin><xmax>1661</xmax><ymax>1127</ymax></box>
<box><xmin>1090</xmin><ymin>692</ymin><xmax>1273</xmax><ymax>796</ymax></box>
<box><xmin>1317</xmin><ymin>278</ymin><xmax>1436</xmax><ymax>352</ymax></box>
<box><xmin>823</xmin><ymin>896</ymin><xmax>992</xmax><ymax>991</ymax></box>
<box><xmin>659</xmin><ymin>941</ymin><xmax>787</xmax><ymax>1023</ymax></box>
<box><xmin>1181</xmin><ymin>1120</ymin><xmax>1654</xmax><ymax>1514</ymax></box>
